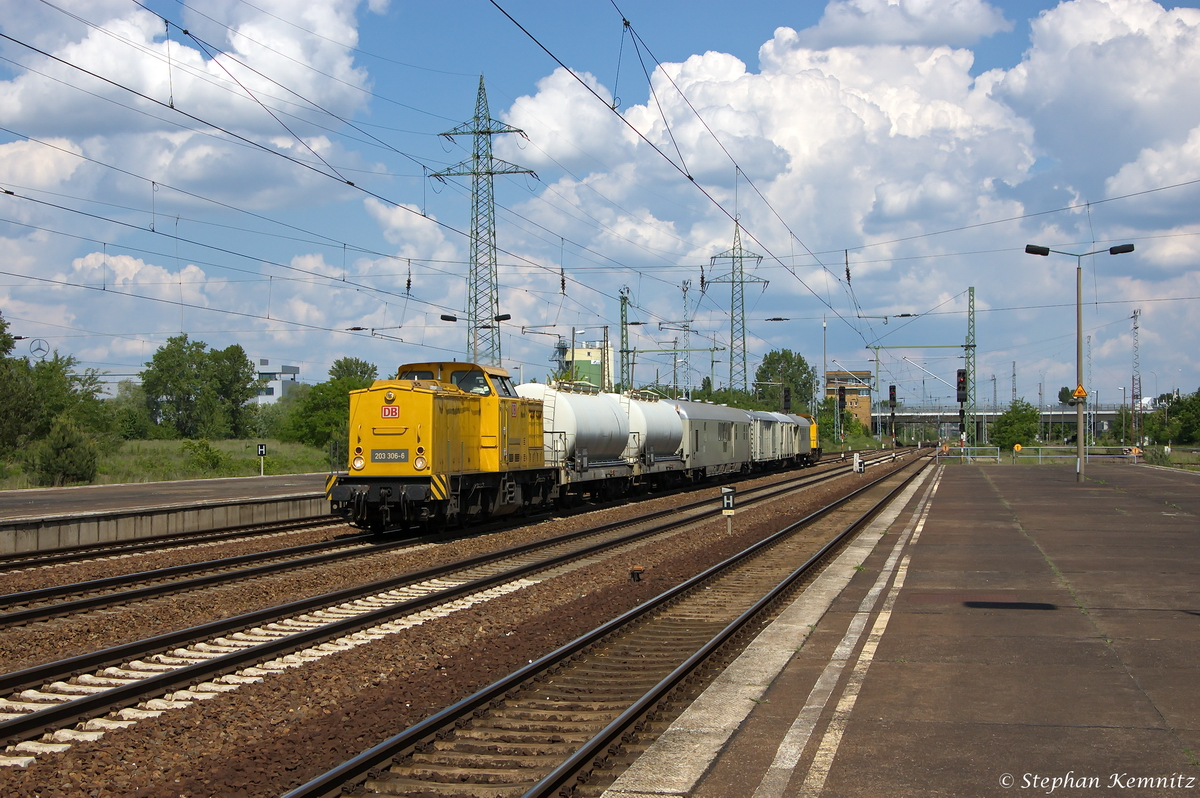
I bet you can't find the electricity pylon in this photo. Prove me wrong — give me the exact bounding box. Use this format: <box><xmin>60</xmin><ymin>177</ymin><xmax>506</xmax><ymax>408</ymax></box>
<box><xmin>706</xmin><ymin>221</ymin><xmax>766</xmax><ymax>392</ymax></box>
<box><xmin>432</xmin><ymin>76</ymin><xmax>533</xmax><ymax>366</ymax></box>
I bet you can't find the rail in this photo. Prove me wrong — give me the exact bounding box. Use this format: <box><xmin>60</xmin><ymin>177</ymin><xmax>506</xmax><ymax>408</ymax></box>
<box><xmin>0</xmin><ymin>454</ymin><xmax>900</xmax><ymax>747</ymax></box>
<box><xmin>281</xmin><ymin>454</ymin><xmax>929</xmax><ymax>798</ymax></box>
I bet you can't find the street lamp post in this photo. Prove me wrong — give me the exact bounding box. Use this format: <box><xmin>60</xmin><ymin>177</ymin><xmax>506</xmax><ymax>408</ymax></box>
<box><xmin>1025</xmin><ymin>242</ymin><xmax>1134</xmax><ymax>482</ymax></box>
<box><xmin>1119</xmin><ymin>385</ymin><xmax>1126</xmax><ymax>444</ymax></box>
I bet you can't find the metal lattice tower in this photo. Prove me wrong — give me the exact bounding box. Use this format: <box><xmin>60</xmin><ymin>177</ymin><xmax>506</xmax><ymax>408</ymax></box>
<box><xmin>964</xmin><ymin>286</ymin><xmax>977</xmax><ymax>445</ymax></box>
<box><xmin>1131</xmin><ymin>308</ymin><xmax>1142</xmax><ymax>442</ymax></box>
<box><xmin>681</xmin><ymin>280</ymin><xmax>692</xmax><ymax>392</ymax></box>
<box><xmin>706</xmin><ymin>221</ymin><xmax>766</xmax><ymax>392</ymax></box>
<box><xmin>620</xmin><ymin>287</ymin><xmax>632</xmax><ymax>390</ymax></box>
<box><xmin>432</xmin><ymin>76</ymin><xmax>533</xmax><ymax>366</ymax></box>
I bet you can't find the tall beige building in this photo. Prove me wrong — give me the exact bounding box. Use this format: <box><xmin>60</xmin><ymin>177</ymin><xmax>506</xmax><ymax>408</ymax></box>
<box><xmin>825</xmin><ymin>371</ymin><xmax>874</xmax><ymax>429</ymax></box>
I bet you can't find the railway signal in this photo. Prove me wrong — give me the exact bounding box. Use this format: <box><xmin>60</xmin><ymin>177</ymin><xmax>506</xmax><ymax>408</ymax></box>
<box><xmin>721</xmin><ymin>486</ymin><xmax>736</xmax><ymax>534</ymax></box>
<box><xmin>955</xmin><ymin>369</ymin><xmax>967</xmax><ymax>403</ymax></box>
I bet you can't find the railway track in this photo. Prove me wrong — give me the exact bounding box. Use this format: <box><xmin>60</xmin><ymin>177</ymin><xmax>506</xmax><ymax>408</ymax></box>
<box><xmin>0</xmin><ymin>451</ymin><xmax>908</xmax><ymax>768</ymax></box>
<box><xmin>284</xmin><ymin>453</ymin><xmax>933</xmax><ymax>797</ymax></box>
<box><xmin>0</xmin><ymin>453</ymin><xmax>890</xmax><ymax>630</ymax></box>
<box><xmin>0</xmin><ymin>515</ymin><xmax>338</xmax><ymax>571</ymax></box>
<box><xmin>0</xmin><ymin>525</ymin><xmax>413</xmax><ymax>627</ymax></box>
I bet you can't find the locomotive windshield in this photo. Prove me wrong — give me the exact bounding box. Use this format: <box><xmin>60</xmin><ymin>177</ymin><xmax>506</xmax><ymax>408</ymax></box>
<box><xmin>493</xmin><ymin>375</ymin><xmax>517</xmax><ymax>397</ymax></box>
<box><xmin>451</xmin><ymin>369</ymin><xmax>492</xmax><ymax>396</ymax></box>
<box><xmin>398</xmin><ymin>369</ymin><xmax>435</xmax><ymax>381</ymax></box>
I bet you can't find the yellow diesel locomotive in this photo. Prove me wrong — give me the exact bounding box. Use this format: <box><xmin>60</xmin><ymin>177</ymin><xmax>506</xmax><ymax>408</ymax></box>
<box><xmin>325</xmin><ymin>362</ymin><xmax>552</xmax><ymax>530</ymax></box>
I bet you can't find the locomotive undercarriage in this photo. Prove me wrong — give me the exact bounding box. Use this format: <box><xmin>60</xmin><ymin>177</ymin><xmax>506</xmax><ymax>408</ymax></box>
<box><xmin>330</xmin><ymin>470</ymin><xmax>556</xmax><ymax>533</ymax></box>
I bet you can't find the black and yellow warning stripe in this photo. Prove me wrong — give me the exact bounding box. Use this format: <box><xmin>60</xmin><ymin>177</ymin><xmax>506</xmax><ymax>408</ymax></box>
<box><xmin>429</xmin><ymin>473</ymin><xmax>449</xmax><ymax>500</ymax></box>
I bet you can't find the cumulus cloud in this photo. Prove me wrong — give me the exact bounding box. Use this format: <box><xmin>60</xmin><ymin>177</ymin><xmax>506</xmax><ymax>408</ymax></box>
<box><xmin>792</xmin><ymin>0</ymin><xmax>1012</xmax><ymax>48</ymax></box>
<box><xmin>499</xmin><ymin>68</ymin><xmax>628</xmax><ymax>172</ymax></box>
<box><xmin>0</xmin><ymin>137</ymin><xmax>82</xmax><ymax>189</ymax></box>
<box><xmin>0</xmin><ymin>0</ymin><xmax>371</xmax><ymax>209</ymax></box>
<box><xmin>3</xmin><ymin>1</ymin><xmax>1199</xmax><ymax>397</ymax></box>
<box><xmin>996</xmin><ymin>0</ymin><xmax>1200</xmax><ymax>204</ymax></box>
<box><xmin>364</xmin><ymin>198</ymin><xmax>458</xmax><ymax>262</ymax></box>
<box><xmin>1106</xmin><ymin>125</ymin><xmax>1200</xmax><ymax>198</ymax></box>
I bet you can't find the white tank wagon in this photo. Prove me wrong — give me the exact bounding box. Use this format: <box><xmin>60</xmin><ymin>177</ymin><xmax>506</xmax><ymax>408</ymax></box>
<box><xmin>516</xmin><ymin>383</ymin><xmax>629</xmax><ymax>470</ymax></box>
<box><xmin>617</xmin><ymin>392</ymin><xmax>684</xmax><ymax>468</ymax></box>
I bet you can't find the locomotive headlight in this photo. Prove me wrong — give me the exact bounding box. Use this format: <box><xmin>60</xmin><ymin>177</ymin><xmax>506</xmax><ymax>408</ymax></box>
<box><xmin>384</xmin><ymin>390</ymin><xmax>396</xmax><ymax>403</ymax></box>
<box><xmin>352</xmin><ymin>455</ymin><xmax>365</xmax><ymax>470</ymax></box>
<box><xmin>413</xmin><ymin>456</ymin><xmax>427</xmax><ymax>471</ymax></box>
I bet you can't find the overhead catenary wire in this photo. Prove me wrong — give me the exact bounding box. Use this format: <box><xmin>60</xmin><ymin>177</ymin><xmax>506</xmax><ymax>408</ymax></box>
<box><xmin>4</xmin><ymin>1</ymin><xmax>1195</xmax><ymax>384</ymax></box>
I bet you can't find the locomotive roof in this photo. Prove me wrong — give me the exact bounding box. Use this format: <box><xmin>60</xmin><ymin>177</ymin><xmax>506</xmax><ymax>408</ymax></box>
<box><xmin>395</xmin><ymin>361</ymin><xmax>512</xmax><ymax>379</ymax></box>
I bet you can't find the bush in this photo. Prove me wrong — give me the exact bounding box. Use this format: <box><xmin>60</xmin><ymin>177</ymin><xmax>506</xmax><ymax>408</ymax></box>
<box><xmin>1143</xmin><ymin>446</ymin><xmax>1172</xmax><ymax>466</ymax></box>
<box><xmin>182</xmin><ymin>439</ymin><xmax>225</xmax><ymax>472</ymax></box>
<box><xmin>28</xmin><ymin>418</ymin><xmax>99</xmax><ymax>486</ymax></box>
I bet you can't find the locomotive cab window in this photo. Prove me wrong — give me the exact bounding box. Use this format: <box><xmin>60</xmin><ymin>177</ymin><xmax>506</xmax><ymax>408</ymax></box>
<box><xmin>451</xmin><ymin>369</ymin><xmax>492</xmax><ymax>396</ymax></box>
<box><xmin>399</xmin><ymin>369</ymin><xmax>435</xmax><ymax>381</ymax></box>
<box><xmin>493</xmin><ymin>375</ymin><xmax>517</xmax><ymax>397</ymax></box>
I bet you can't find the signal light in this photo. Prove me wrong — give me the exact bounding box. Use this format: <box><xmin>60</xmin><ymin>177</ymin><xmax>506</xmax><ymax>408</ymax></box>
<box><xmin>837</xmin><ymin>385</ymin><xmax>846</xmax><ymax>410</ymax></box>
<box><xmin>956</xmin><ymin>369</ymin><xmax>967</xmax><ymax>403</ymax></box>
<box><xmin>783</xmin><ymin>386</ymin><xmax>792</xmax><ymax>412</ymax></box>
<box><xmin>889</xmin><ymin>385</ymin><xmax>897</xmax><ymax>408</ymax></box>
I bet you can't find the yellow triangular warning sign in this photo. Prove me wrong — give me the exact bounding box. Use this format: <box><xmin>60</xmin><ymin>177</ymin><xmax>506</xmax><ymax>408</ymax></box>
<box><xmin>1073</xmin><ymin>384</ymin><xmax>1088</xmax><ymax>398</ymax></box>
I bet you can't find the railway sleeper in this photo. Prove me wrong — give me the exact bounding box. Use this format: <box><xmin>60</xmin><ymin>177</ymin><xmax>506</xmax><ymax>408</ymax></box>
<box><xmin>364</xmin><ymin>774</ymin><xmax>537</xmax><ymax>797</ymax></box>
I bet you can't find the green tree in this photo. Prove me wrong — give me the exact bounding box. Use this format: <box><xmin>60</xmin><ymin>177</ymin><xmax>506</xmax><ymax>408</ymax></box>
<box><xmin>815</xmin><ymin>396</ymin><xmax>862</xmax><ymax>445</ymax></box>
<box><xmin>30</xmin><ymin>353</ymin><xmax>109</xmax><ymax>440</ymax></box>
<box><xmin>1142</xmin><ymin>398</ymin><xmax>1183</xmax><ymax>444</ymax></box>
<box><xmin>282</xmin><ymin>378</ymin><xmax>366</xmax><ymax>448</ymax></box>
<box><xmin>0</xmin><ymin>337</ymin><xmax>109</xmax><ymax>454</ymax></box>
<box><xmin>141</xmin><ymin>336</ymin><xmax>258</xmax><ymax>439</ymax></box>
<box><xmin>1172</xmin><ymin>388</ymin><xmax>1200</xmax><ymax>444</ymax></box>
<box><xmin>991</xmin><ymin>399</ymin><xmax>1040</xmax><ymax>451</ymax></box>
<box><xmin>0</xmin><ymin>311</ymin><xmax>15</xmax><ymax>356</ymax></box>
<box><xmin>206</xmin><ymin>344</ymin><xmax>260</xmax><ymax>437</ymax></box>
<box><xmin>328</xmin><ymin>357</ymin><xmax>378</xmax><ymax>383</ymax></box>
<box><xmin>109</xmin><ymin>381</ymin><xmax>160</xmax><ymax>440</ymax></box>
<box><xmin>0</xmin><ymin>354</ymin><xmax>37</xmax><ymax>454</ymax></box>
<box><xmin>754</xmin><ymin>349</ymin><xmax>817</xmax><ymax>413</ymax></box>
<box><xmin>1057</xmin><ymin>386</ymin><xmax>1073</xmax><ymax>405</ymax></box>
<box><xmin>142</xmin><ymin>335</ymin><xmax>209</xmax><ymax>437</ymax></box>
<box><xmin>27</xmin><ymin>417</ymin><xmax>99</xmax><ymax>486</ymax></box>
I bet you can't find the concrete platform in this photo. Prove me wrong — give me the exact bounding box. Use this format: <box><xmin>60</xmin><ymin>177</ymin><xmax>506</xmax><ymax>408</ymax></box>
<box><xmin>604</xmin><ymin>463</ymin><xmax>1200</xmax><ymax>797</ymax></box>
<box><xmin>0</xmin><ymin>474</ymin><xmax>331</xmax><ymax>555</ymax></box>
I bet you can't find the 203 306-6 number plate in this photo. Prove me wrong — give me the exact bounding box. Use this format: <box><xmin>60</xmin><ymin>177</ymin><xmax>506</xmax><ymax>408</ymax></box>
<box><xmin>371</xmin><ymin>449</ymin><xmax>409</xmax><ymax>463</ymax></box>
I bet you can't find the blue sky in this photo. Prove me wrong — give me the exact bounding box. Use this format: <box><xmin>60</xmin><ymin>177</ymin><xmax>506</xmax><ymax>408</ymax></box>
<box><xmin>2</xmin><ymin>0</ymin><xmax>1199</xmax><ymax>411</ymax></box>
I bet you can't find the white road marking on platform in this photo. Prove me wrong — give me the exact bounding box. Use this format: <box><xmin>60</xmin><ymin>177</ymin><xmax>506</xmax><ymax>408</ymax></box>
<box><xmin>748</xmin><ymin>468</ymin><xmax>941</xmax><ymax>798</ymax></box>
<box><xmin>601</xmin><ymin>466</ymin><xmax>939</xmax><ymax>798</ymax></box>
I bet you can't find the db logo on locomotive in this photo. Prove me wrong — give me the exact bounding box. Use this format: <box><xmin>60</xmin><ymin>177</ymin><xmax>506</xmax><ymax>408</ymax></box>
<box><xmin>380</xmin><ymin>405</ymin><xmax>400</xmax><ymax>419</ymax></box>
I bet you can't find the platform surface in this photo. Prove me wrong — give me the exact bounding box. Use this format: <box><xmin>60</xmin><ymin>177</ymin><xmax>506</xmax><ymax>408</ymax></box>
<box><xmin>0</xmin><ymin>473</ymin><xmax>329</xmax><ymax>521</ymax></box>
<box><xmin>607</xmin><ymin>463</ymin><xmax>1200</xmax><ymax>798</ymax></box>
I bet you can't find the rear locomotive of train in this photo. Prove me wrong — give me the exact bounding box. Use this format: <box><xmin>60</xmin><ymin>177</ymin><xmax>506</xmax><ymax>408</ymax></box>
<box><xmin>326</xmin><ymin>362</ymin><xmax>552</xmax><ymax>531</ymax></box>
